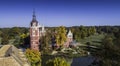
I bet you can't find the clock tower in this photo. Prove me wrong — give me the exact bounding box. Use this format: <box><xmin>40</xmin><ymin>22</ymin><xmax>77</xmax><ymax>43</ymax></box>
<box><xmin>30</xmin><ymin>11</ymin><xmax>40</xmax><ymax>51</ymax></box>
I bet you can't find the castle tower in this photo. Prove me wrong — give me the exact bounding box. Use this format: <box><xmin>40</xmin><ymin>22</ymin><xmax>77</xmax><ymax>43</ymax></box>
<box><xmin>41</xmin><ymin>25</ymin><xmax>46</xmax><ymax>36</ymax></box>
<box><xmin>65</xmin><ymin>29</ymin><xmax>73</xmax><ymax>47</ymax></box>
<box><xmin>30</xmin><ymin>11</ymin><xmax>40</xmax><ymax>51</ymax></box>
<box><xmin>67</xmin><ymin>29</ymin><xmax>73</xmax><ymax>42</ymax></box>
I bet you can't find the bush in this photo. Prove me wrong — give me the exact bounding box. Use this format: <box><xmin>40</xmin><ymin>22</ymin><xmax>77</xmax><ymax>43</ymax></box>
<box><xmin>46</xmin><ymin>57</ymin><xmax>70</xmax><ymax>66</ymax></box>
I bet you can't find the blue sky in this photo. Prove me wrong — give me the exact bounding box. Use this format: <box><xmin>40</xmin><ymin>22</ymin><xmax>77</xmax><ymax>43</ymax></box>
<box><xmin>0</xmin><ymin>0</ymin><xmax>120</xmax><ymax>27</ymax></box>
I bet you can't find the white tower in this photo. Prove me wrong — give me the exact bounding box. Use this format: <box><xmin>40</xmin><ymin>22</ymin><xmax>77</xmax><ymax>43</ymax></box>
<box><xmin>64</xmin><ymin>29</ymin><xmax>73</xmax><ymax>47</ymax></box>
<box><xmin>67</xmin><ymin>30</ymin><xmax>73</xmax><ymax>42</ymax></box>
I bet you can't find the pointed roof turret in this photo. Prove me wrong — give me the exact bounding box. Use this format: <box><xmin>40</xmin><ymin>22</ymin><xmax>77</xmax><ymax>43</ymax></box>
<box><xmin>31</xmin><ymin>9</ymin><xmax>38</xmax><ymax>26</ymax></box>
<box><xmin>67</xmin><ymin>29</ymin><xmax>73</xmax><ymax>38</ymax></box>
<box><xmin>68</xmin><ymin>30</ymin><xmax>72</xmax><ymax>35</ymax></box>
<box><xmin>31</xmin><ymin>9</ymin><xmax>38</xmax><ymax>23</ymax></box>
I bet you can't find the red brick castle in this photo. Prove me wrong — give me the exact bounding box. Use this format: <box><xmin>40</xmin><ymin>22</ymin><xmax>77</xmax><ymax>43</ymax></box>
<box><xmin>30</xmin><ymin>11</ymin><xmax>45</xmax><ymax>51</ymax></box>
<box><xmin>30</xmin><ymin>11</ymin><xmax>73</xmax><ymax>51</ymax></box>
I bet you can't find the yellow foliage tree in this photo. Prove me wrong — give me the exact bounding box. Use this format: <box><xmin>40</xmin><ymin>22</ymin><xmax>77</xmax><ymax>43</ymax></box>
<box><xmin>46</xmin><ymin>57</ymin><xmax>70</xmax><ymax>66</ymax></box>
<box><xmin>55</xmin><ymin>26</ymin><xmax>67</xmax><ymax>47</ymax></box>
<box><xmin>25</xmin><ymin>49</ymin><xmax>41</xmax><ymax>66</ymax></box>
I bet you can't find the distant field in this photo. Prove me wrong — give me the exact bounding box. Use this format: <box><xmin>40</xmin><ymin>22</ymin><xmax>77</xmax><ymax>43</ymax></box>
<box><xmin>79</xmin><ymin>34</ymin><xmax>105</xmax><ymax>47</ymax></box>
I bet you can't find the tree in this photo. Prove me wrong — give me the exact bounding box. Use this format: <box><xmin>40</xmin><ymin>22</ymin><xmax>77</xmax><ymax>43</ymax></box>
<box><xmin>0</xmin><ymin>30</ymin><xmax>2</xmax><ymax>36</ymax></box>
<box><xmin>55</xmin><ymin>26</ymin><xmax>67</xmax><ymax>47</ymax></box>
<box><xmin>19</xmin><ymin>33</ymin><xmax>30</xmax><ymax>44</ymax></box>
<box><xmin>81</xmin><ymin>31</ymin><xmax>87</xmax><ymax>39</ymax></box>
<box><xmin>79</xmin><ymin>26</ymin><xmax>88</xmax><ymax>39</ymax></box>
<box><xmin>25</xmin><ymin>49</ymin><xmax>41</xmax><ymax>66</ymax></box>
<box><xmin>46</xmin><ymin>57</ymin><xmax>70</xmax><ymax>66</ymax></box>
<box><xmin>40</xmin><ymin>34</ymin><xmax>51</xmax><ymax>54</ymax></box>
<box><xmin>91</xmin><ymin>27</ymin><xmax>96</xmax><ymax>35</ymax></box>
<box><xmin>73</xmin><ymin>27</ymin><xmax>81</xmax><ymax>42</ymax></box>
<box><xmin>9</xmin><ymin>27</ymin><xmax>21</xmax><ymax>39</ymax></box>
<box><xmin>1</xmin><ymin>34</ymin><xmax>9</xmax><ymax>44</ymax></box>
<box><xmin>95</xmin><ymin>34</ymin><xmax>120</xmax><ymax>66</ymax></box>
<box><xmin>13</xmin><ymin>36</ymin><xmax>21</xmax><ymax>47</ymax></box>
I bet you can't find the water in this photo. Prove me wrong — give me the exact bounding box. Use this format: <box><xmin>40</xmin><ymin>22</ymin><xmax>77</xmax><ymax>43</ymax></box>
<box><xmin>21</xmin><ymin>46</ymin><xmax>95</xmax><ymax>66</ymax></box>
<box><xmin>71</xmin><ymin>55</ymin><xmax>95</xmax><ymax>66</ymax></box>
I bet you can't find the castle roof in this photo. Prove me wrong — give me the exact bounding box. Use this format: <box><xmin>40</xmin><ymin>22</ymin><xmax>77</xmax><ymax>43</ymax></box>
<box><xmin>67</xmin><ymin>30</ymin><xmax>72</xmax><ymax>36</ymax></box>
<box><xmin>30</xmin><ymin>10</ymin><xmax>39</xmax><ymax>26</ymax></box>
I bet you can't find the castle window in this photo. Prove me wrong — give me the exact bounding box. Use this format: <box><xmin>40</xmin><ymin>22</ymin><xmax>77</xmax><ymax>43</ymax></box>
<box><xmin>35</xmin><ymin>30</ymin><xmax>38</xmax><ymax>35</ymax></box>
<box><xmin>69</xmin><ymin>35</ymin><xmax>72</xmax><ymax>37</ymax></box>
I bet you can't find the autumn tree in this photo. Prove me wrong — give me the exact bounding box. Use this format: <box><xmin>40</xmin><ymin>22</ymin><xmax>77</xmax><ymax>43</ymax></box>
<box><xmin>25</xmin><ymin>49</ymin><xmax>41</xmax><ymax>66</ymax></box>
<box><xmin>46</xmin><ymin>57</ymin><xmax>70</xmax><ymax>66</ymax></box>
<box><xmin>55</xmin><ymin>26</ymin><xmax>67</xmax><ymax>47</ymax></box>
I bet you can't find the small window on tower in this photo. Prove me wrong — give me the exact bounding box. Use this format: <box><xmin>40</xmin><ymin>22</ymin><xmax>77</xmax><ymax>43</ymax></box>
<box><xmin>69</xmin><ymin>35</ymin><xmax>71</xmax><ymax>37</ymax></box>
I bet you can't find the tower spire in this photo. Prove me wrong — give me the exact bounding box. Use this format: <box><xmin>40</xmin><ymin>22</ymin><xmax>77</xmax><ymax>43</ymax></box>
<box><xmin>33</xmin><ymin>9</ymin><xmax>36</xmax><ymax>20</ymax></box>
<box><xmin>30</xmin><ymin>9</ymin><xmax>40</xmax><ymax>51</ymax></box>
<box><xmin>31</xmin><ymin>9</ymin><xmax>38</xmax><ymax>22</ymax></box>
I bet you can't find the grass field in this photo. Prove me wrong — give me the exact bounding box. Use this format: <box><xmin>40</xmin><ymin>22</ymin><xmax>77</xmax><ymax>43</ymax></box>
<box><xmin>79</xmin><ymin>34</ymin><xmax>105</xmax><ymax>47</ymax></box>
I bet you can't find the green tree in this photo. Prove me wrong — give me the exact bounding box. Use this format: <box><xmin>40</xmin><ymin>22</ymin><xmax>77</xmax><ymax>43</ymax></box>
<box><xmin>25</xmin><ymin>49</ymin><xmax>41</xmax><ymax>66</ymax></box>
<box><xmin>95</xmin><ymin>35</ymin><xmax>120</xmax><ymax>66</ymax></box>
<box><xmin>89</xmin><ymin>27</ymin><xmax>96</xmax><ymax>35</ymax></box>
<box><xmin>73</xmin><ymin>27</ymin><xmax>81</xmax><ymax>41</ymax></box>
<box><xmin>46</xmin><ymin>57</ymin><xmax>70</xmax><ymax>66</ymax></box>
<box><xmin>1</xmin><ymin>34</ymin><xmax>9</xmax><ymax>44</ymax></box>
<box><xmin>13</xmin><ymin>36</ymin><xmax>21</xmax><ymax>47</ymax></box>
<box><xmin>40</xmin><ymin>34</ymin><xmax>51</xmax><ymax>54</ymax></box>
<box><xmin>0</xmin><ymin>30</ymin><xmax>2</xmax><ymax>36</ymax></box>
<box><xmin>79</xmin><ymin>26</ymin><xmax>87</xmax><ymax>39</ymax></box>
<box><xmin>81</xmin><ymin>31</ymin><xmax>87</xmax><ymax>39</ymax></box>
<box><xmin>9</xmin><ymin>27</ymin><xmax>21</xmax><ymax>39</ymax></box>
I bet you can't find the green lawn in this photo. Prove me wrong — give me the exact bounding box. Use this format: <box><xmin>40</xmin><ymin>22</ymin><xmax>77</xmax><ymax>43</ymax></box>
<box><xmin>79</xmin><ymin>34</ymin><xmax>105</xmax><ymax>47</ymax></box>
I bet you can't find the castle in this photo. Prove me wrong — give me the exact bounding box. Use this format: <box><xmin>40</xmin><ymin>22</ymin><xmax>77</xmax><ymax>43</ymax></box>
<box><xmin>30</xmin><ymin>11</ymin><xmax>73</xmax><ymax>51</ymax></box>
<box><xmin>30</xmin><ymin>11</ymin><xmax>45</xmax><ymax>51</ymax></box>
